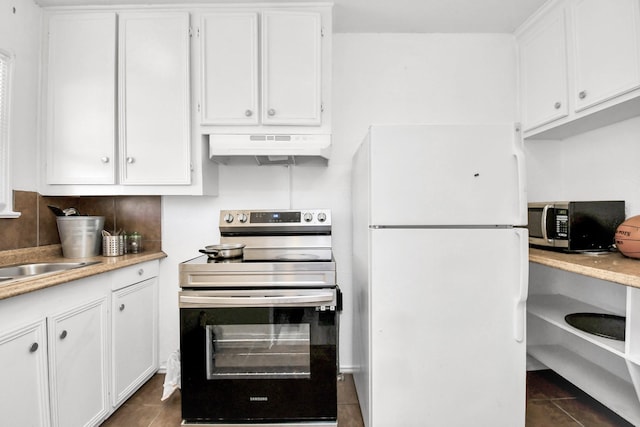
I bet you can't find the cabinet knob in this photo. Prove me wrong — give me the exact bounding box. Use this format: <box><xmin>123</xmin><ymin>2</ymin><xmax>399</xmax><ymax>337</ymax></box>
<box><xmin>245</xmin><ymin>109</ymin><xmax>253</xmax><ymax>117</ymax></box>
<box><xmin>101</xmin><ymin>156</ymin><xmax>110</xmax><ymax>164</ymax></box>
<box><xmin>119</xmin><ymin>303</ymin><xmax>125</xmax><ymax>311</ymax></box>
<box><xmin>126</xmin><ymin>157</ymin><xmax>135</xmax><ymax>164</ymax></box>
<box><xmin>554</xmin><ymin>102</ymin><xmax>561</xmax><ymax>109</ymax></box>
<box><xmin>138</xmin><ymin>268</ymin><xmax>144</xmax><ymax>276</ymax></box>
<box><xmin>29</xmin><ymin>342</ymin><xmax>39</xmax><ymax>353</ymax></box>
<box><xmin>267</xmin><ymin>109</ymin><xmax>276</xmax><ymax>117</ymax></box>
<box><xmin>60</xmin><ymin>330</ymin><xmax>68</xmax><ymax>339</ymax></box>
<box><xmin>578</xmin><ymin>90</ymin><xmax>587</xmax><ymax>100</ymax></box>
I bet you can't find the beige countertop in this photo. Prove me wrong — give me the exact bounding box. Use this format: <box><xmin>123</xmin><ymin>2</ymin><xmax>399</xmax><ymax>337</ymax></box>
<box><xmin>0</xmin><ymin>245</ymin><xmax>166</xmax><ymax>300</ymax></box>
<box><xmin>529</xmin><ymin>247</ymin><xmax>640</xmax><ymax>288</ymax></box>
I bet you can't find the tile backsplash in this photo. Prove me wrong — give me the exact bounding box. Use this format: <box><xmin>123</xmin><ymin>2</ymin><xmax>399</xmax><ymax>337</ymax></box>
<box><xmin>0</xmin><ymin>191</ymin><xmax>161</xmax><ymax>252</ymax></box>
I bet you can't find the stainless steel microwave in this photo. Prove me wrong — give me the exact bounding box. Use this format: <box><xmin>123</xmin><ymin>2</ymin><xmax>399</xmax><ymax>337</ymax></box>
<box><xmin>528</xmin><ymin>201</ymin><xmax>625</xmax><ymax>252</ymax></box>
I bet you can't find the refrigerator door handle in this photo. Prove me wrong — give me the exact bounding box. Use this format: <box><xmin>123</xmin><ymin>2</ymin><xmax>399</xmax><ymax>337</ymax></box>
<box><xmin>513</xmin><ymin>126</ymin><xmax>527</xmax><ymax>225</ymax></box>
<box><xmin>514</xmin><ymin>228</ymin><xmax>529</xmax><ymax>342</ymax></box>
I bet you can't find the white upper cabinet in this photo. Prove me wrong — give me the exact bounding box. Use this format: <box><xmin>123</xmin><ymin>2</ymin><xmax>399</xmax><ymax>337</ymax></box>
<box><xmin>571</xmin><ymin>0</ymin><xmax>640</xmax><ymax>111</ymax></box>
<box><xmin>45</xmin><ymin>13</ymin><xmax>116</xmax><ymax>185</ymax></box>
<box><xmin>200</xmin><ymin>13</ymin><xmax>259</xmax><ymax>125</ymax></box>
<box><xmin>41</xmin><ymin>11</ymin><xmax>218</xmax><ymax>196</ymax></box>
<box><xmin>517</xmin><ymin>0</ymin><xmax>640</xmax><ymax>139</ymax></box>
<box><xmin>261</xmin><ymin>11</ymin><xmax>322</xmax><ymax>126</ymax></box>
<box><xmin>518</xmin><ymin>6</ymin><xmax>569</xmax><ymax>131</ymax></box>
<box><xmin>118</xmin><ymin>12</ymin><xmax>191</xmax><ymax>185</ymax></box>
<box><xmin>199</xmin><ymin>6</ymin><xmax>330</xmax><ymax>132</ymax></box>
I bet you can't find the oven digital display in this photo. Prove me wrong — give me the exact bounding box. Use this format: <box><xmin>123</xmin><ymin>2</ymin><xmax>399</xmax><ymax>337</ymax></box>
<box><xmin>251</xmin><ymin>211</ymin><xmax>301</xmax><ymax>223</ymax></box>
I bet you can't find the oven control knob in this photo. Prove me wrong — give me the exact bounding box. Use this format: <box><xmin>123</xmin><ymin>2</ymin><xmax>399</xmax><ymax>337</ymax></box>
<box><xmin>224</xmin><ymin>213</ymin><xmax>234</xmax><ymax>223</ymax></box>
<box><xmin>237</xmin><ymin>213</ymin><xmax>248</xmax><ymax>223</ymax></box>
<box><xmin>317</xmin><ymin>212</ymin><xmax>327</xmax><ymax>222</ymax></box>
<box><xmin>303</xmin><ymin>212</ymin><xmax>313</xmax><ymax>222</ymax></box>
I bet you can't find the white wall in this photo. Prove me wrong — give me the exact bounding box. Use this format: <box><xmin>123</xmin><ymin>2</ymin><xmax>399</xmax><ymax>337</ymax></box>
<box><xmin>160</xmin><ymin>33</ymin><xmax>518</xmax><ymax>370</ymax></box>
<box><xmin>1</xmin><ymin>0</ymin><xmax>41</xmax><ymax>191</ymax></box>
<box><xmin>526</xmin><ymin>115</ymin><xmax>640</xmax><ymax>217</ymax></box>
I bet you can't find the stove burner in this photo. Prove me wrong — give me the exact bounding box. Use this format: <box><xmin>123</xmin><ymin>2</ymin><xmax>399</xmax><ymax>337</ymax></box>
<box><xmin>205</xmin><ymin>257</ymin><xmax>244</xmax><ymax>264</ymax></box>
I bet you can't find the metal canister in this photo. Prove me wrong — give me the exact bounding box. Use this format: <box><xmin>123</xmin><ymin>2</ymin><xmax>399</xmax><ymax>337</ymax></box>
<box><xmin>127</xmin><ymin>232</ymin><xmax>143</xmax><ymax>253</ymax></box>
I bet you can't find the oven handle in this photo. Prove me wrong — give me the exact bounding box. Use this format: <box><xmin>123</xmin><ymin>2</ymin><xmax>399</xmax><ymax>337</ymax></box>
<box><xmin>179</xmin><ymin>292</ymin><xmax>336</xmax><ymax>308</ymax></box>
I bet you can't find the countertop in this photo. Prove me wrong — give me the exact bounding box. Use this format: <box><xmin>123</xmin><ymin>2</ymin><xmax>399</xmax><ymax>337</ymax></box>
<box><xmin>529</xmin><ymin>247</ymin><xmax>640</xmax><ymax>288</ymax></box>
<box><xmin>0</xmin><ymin>245</ymin><xmax>166</xmax><ymax>300</ymax></box>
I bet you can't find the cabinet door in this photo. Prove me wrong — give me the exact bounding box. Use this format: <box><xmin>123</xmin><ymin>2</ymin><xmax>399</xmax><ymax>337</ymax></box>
<box><xmin>112</xmin><ymin>278</ymin><xmax>158</xmax><ymax>406</ymax></box>
<box><xmin>518</xmin><ymin>6</ymin><xmax>569</xmax><ymax>131</ymax></box>
<box><xmin>261</xmin><ymin>11</ymin><xmax>322</xmax><ymax>126</ymax></box>
<box><xmin>201</xmin><ymin>13</ymin><xmax>259</xmax><ymax>125</ymax></box>
<box><xmin>0</xmin><ymin>320</ymin><xmax>50</xmax><ymax>426</ymax></box>
<box><xmin>48</xmin><ymin>297</ymin><xmax>109</xmax><ymax>427</ymax></box>
<box><xmin>45</xmin><ymin>13</ymin><xmax>116</xmax><ymax>184</ymax></box>
<box><xmin>572</xmin><ymin>0</ymin><xmax>640</xmax><ymax>111</ymax></box>
<box><xmin>119</xmin><ymin>12</ymin><xmax>191</xmax><ymax>185</ymax></box>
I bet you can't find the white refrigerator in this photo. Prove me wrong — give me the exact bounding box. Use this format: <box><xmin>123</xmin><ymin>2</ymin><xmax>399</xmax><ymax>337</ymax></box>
<box><xmin>351</xmin><ymin>124</ymin><xmax>528</xmax><ymax>427</ymax></box>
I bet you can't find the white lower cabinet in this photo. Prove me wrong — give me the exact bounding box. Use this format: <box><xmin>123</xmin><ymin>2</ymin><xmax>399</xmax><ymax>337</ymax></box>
<box><xmin>112</xmin><ymin>275</ymin><xmax>159</xmax><ymax>407</ymax></box>
<box><xmin>48</xmin><ymin>297</ymin><xmax>110</xmax><ymax>427</ymax></box>
<box><xmin>0</xmin><ymin>259</ymin><xmax>160</xmax><ymax>427</ymax></box>
<box><xmin>0</xmin><ymin>320</ymin><xmax>50</xmax><ymax>426</ymax></box>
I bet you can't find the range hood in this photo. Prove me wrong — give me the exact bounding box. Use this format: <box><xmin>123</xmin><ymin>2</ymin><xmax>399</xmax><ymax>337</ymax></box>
<box><xmin>208</xmin><ymin>134</ymin><xmax>331</xmax><ymax>165</ymax></box>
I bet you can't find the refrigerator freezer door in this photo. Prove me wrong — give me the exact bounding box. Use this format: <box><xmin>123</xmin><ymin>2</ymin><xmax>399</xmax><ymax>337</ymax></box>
<box><xmin>365</xmin><ymin>124</ymin><xmax>526</xmax><ymax>227</ymax></box>
<box><xmin>363</xmin><ymin>227</ymin><xmax>527</xmax><ymax>427</ymax></box>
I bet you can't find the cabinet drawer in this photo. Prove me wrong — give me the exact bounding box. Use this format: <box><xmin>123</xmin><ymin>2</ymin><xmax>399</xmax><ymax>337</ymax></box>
<box><xmin>111</xmin><ymin>260</ymin><xmax>159</xmax><ymax>291</ymax></box>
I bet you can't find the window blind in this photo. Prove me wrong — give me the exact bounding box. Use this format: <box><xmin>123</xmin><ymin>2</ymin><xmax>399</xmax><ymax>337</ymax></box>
<box><xmin>0</xmin><ymin>51</ymin><xmax>8</xmax><ymax>148</ymax></box>
<box><xmin>0</xmin><ymin>49</ymin><xmax>16</xmax><ymax>217</ymax></box>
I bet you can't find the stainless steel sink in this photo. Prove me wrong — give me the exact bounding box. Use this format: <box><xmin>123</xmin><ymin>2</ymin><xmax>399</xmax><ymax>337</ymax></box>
<box><xmin>0</xmin><ymin>261</ymin><xmax>101</xmax><ymax>284</ymax></box>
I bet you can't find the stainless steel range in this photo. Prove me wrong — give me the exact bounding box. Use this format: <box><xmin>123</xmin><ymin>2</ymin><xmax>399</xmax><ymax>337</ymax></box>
<box><xmin>179</xmin><ymin>209</ymin><xmax>340</xmax><ymax>427</ymax></box>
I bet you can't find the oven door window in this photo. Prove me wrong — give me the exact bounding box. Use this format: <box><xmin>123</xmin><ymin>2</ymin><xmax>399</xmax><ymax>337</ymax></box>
<box><xmin>206</xmin><ymin>322</ymin><xmax>311</xmax><ymax>379</ymax></box>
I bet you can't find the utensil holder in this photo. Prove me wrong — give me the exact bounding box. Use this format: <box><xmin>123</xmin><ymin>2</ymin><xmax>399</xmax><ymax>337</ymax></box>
<box><xmin>103</xmin><ymin>235</ymin><xmax>124</xmax><ymax>256</ymax></box>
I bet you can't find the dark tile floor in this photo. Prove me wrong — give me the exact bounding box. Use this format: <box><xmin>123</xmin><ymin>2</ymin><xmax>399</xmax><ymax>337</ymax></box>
<box><xmin>101</xmin><ymin>370</ymin><xmax>633</xmax><ymax>426</ymax></box>
<box><xmin>526</xmin><ymin>370</ymin><xmax>633</xmax><ymax>427</ymax></box>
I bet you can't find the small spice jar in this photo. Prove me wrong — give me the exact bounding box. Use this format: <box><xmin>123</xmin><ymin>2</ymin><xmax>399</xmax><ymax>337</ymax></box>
<box><xmin>127</xmin><ymin>232</ymin><xmax>143</xmax><ymax>254</ymax></box>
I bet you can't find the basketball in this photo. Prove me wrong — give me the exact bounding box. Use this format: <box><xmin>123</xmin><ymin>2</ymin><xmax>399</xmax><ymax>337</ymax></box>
<box><xmin>616</xmin><ymin>216</ymin><xmax>640</xmax><ymax>259</ymax></box>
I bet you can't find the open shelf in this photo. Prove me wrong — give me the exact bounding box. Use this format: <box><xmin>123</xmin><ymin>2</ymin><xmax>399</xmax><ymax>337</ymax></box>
<box><xmin>528</xmin><ymin>294</ymin><xmax>625</xmax><ymax>357</ymax></box>
<box><xmin>528</xmin><ymin>249</ymin><xmax>640</xmax><ymax>423</ymax></box>
<box><xmin>528</xmin><ymin>344</ymin><xmax>640</xmax><ymax>424</ymax></box>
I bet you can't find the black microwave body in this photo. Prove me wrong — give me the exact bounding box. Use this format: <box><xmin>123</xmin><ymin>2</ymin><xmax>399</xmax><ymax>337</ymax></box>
<box><xmin>528</xmin><ymin>201</ymin><xmax>625</xmax><ymax>252</ymax></box>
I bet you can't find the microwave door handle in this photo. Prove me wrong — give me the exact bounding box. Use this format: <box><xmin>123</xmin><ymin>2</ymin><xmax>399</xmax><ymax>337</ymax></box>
<box><xmin>180</xmin><ymin>292</ymin><xmax>335</xmax><ymax>308</ymax></box>
<box><xmin>541</xmin><ymin>204</ymin><xmax>552</xmax><ymax>243</ymax></box>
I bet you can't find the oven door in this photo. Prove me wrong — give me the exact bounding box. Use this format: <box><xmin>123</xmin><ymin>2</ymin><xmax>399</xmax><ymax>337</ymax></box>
<box><xmin>179</xmin><ymin>288</ymin><xmax>338</xmax><ymax>424</ymax></box>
